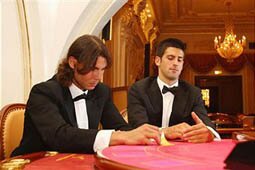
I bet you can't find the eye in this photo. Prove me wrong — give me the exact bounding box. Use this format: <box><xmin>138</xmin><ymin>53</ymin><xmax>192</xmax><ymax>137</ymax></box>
<box><xmin>92</xmin><ymin>67</ymin><xmax>106</xmax><ymax>73</ymax></box>
<box><xmin>167</xmin><ymin>56</ymin><xmax>174</xmax><ymax>60</ymax></box>
<box><xmin>91</xmin><ymin>67</ymin><xmax>99</xmax><ymax>71</ymax></box>
<box><xmin>178</xmin><ymin>58</ymin><xmax>183</xmax><ymax>62</ymax></box>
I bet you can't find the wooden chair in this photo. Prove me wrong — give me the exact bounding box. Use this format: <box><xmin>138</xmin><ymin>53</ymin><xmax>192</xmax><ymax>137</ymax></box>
<box><xmin>0</xmin><ymin>103</ymin><xmax>26</xmax><ymax>160</ymax></box>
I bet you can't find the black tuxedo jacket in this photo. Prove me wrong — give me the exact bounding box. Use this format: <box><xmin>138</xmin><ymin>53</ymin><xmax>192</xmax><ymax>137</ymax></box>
<box><xmin>128</xmin><ymin>77</ymin><xmax>215</xmax><ymax>130</ymax></box>
<box><xmin>12</xmin><ymin>77</ymin><xmax>131</xmax><ymax>156</ymax></box>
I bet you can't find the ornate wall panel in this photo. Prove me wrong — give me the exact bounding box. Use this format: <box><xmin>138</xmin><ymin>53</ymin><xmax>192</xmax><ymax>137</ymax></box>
<box><xmin>107</xmin><ymin>0</ymin><xmax>158</xmax><ymax>87</ymax></box>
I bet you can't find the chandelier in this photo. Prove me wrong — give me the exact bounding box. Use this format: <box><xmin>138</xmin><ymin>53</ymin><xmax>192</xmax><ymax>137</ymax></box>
<box><xmin>214</xmin><ymin>0</ymin><xmax>246</xmax><ymax>62</ymax></box>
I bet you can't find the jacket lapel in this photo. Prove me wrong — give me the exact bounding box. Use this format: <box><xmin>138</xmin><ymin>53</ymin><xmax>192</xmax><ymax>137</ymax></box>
<box><xmin>169</xmin><ymin>81</ymin><xmax>188</xmax><ymax>126</ymax></box>
<box><xmin>148</xmin><ymin>79</ymin><xmax>162</xmax><ymax>113</ymax></box>
<box><xmin>62</xmin><ymin>87</ymin><xmax>78</xmax><ymax>127</ymax></box>
<box><xmin>86</xmin><ymin>90</ymin><xmax>101</xmax><ymax>129</ymax></box>
<box><xmin>148</xmin><ymin>79</ymin><xmax>163</xmax><ymax>126</ymax></box>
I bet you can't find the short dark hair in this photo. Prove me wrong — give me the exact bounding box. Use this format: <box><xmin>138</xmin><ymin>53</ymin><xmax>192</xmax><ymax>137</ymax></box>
<box><xmin>56</xmin><ymin>34</ymin><xmax>111</xmax><ymax>87</ymax></box>
<box><xmin>156</xmin><ymin>38</ymin><xmax>186</xmax><ymax>58</ymax></box>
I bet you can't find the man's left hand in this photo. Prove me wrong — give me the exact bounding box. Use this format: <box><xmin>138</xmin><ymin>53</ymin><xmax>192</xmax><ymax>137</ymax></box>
<box><xmin>182</xmin><ymin>112</ymin><xmax>214</xmax><ymax>143</ymax></box>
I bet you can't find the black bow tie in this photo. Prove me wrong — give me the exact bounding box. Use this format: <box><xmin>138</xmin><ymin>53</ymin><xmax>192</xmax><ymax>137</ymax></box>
<box><xmin>73</xmin><ymin>93</ymin><xmax>87</xmax><ymax>101</ymax></box>
<box><xmin>162</xmin><ymin>86</ymin><xmax>179</xmax><ymax>95</ymax></box>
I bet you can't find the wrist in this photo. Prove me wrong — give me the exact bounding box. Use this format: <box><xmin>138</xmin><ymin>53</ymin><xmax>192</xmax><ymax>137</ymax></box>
<box><xmin>109</xmin><ymin>131</ymin><xmax>126</xmax><ymax>146</ymax></box>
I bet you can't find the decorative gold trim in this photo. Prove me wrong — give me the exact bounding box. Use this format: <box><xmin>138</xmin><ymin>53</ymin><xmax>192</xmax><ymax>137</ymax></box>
<box><xmin>16</xmin><ymin>0</ymin><xmax>32</xmax><ymax>102</ymax></box>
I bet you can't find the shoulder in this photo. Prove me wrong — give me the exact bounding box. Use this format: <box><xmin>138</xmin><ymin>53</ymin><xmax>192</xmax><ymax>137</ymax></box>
<box><xmin>179</xmin><ymin>79</ymin><xmax>201</xmax><ymax>93</ymax></box>
<box><xmin>30</xmin><ymin>77</ymin><xmax>66</xmax><ymax>98</ymax></box>
<box><xmin>130</xmin><ymin>76</ymin><xmax>156</xmax><ymax>90</ymax></box>
<box><xmin>94</xmin><ymin>82</ymin><xmax>109</xmax><ymax>91</ymax></box>
<box><xmin>92</xmin><ymin>82</ymin><xmax>111</xmax><ymax>97</ymax></box>
<box><xmin>32</xmin><ymin>77</ymin><xmax>61</xmax><ymax>91</ymax></box>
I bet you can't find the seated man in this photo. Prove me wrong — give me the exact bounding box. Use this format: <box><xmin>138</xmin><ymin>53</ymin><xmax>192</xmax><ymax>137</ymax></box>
<box><xmin>12</xmin><ymin>35</ymin><xmax>160</xmax><ymax>157</ymax></box>
<box><xmin>128</xmin><ymin>38</ymin><xmax>220</xmax><ymax>143</ymax></box>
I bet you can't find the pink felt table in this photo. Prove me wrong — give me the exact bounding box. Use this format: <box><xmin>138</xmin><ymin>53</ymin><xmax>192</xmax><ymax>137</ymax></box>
<box><xmin>100</xmin><ymin>139</ymin><xmax>236</xmax><ymax>170</ymax></box>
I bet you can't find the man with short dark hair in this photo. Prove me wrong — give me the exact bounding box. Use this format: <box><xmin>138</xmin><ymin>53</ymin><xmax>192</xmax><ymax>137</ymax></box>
<box><xmin>128</xmin><ymin>38</ymin><xmax>220</xmax><ymax>143</ymax></box>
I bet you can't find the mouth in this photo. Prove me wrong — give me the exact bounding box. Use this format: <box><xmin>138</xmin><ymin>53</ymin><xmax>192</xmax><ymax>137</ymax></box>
<box><xmin>170</xmin><ymin>68</ymin><xmax>178</xmax><ymax>72</ymax></box>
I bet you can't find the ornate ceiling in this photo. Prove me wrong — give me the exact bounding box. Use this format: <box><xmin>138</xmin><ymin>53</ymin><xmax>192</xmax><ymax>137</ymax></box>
<box><xmin>149</xmin><ymin>0</ymin><xmax>255</xmax><ymax>52</ymax></box>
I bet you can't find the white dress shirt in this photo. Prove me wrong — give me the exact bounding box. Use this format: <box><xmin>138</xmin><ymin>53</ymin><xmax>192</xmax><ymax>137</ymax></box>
<box><xmin>157</xmin><ymin>77</ymin><xmax>221</xmax><ymax>140</ymax></box>
<box><xmin>69</xmin><ymin>83</ymin><xmax>114</xmax><ymax>152</ymax></box>
<box><xmin>157</xmin><ymin>78</ymin><xmax>178</xmax><ymax>128</ymax></box>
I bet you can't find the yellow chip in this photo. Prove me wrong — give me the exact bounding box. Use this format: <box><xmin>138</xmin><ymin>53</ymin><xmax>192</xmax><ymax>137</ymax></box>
<box><xmin>160</xmin><ymin>132</ymin><xmax>174</xmax><ymax>146</ymax></box>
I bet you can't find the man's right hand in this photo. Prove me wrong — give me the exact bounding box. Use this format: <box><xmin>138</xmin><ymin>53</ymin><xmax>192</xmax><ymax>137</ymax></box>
<box><xmin>163</xmin><ymin>123</ymin><xmax>191</xmax><ymax>140</ymax></box>
<box><xmin>110</xmin><ymin>124</ymin><xmax>160</xmax><ymax>146</ymax></box>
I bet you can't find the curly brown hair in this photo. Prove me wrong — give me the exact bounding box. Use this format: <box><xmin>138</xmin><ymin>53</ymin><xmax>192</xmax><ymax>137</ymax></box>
<box><xmin>56</xmin><ymin>35</ymin><xmax>112</xmax><ymax>87</ymax></box>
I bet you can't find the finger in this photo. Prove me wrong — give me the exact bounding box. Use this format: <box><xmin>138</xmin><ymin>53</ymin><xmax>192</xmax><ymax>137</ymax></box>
<box><xmin>144</xmin><ymin>127</ymin><xmax>161</xmax><ymax>135</ymax></box>
<box><xmin>164</xmin><ymin>125</ymin><xmax>188</xmax><ymax>140</ymax></box>
<box><xmin>140</xmin><ymin>125</ymin><xmax>161</xmax><ymax>139</ymax></box>
<box><xmin>143</xmin><ymin>124</ymin><xmax>160</xmax><ymax>131</ymax></box>
<box><xmin>183</xmin><ymin>124</ymin><xmax>208</xmax><ymax>137</ymax></box>
<box><xmin>166</xmin><ymin>132</ymin><xmax>183</xmax><ymax>140</ymax></box>
<box><xmin>184</xmin><ymin>132</ymin><xmax>213</xmax><ymax>143</ymax></box>
<box><xmin>144</xmin><ymin>138</ymin><xmax>157</xmax><ymax>145</ymax></box>
<box><xmin>183</xmin><ymin>123</ymin><xmax>204</xmax><ymax>133</ymax></box>
<box><xmin>185</xmin><ymin>134</ymin><xmax>207</xmax><ymax>143</ymax></box>
<box><xmin>173</xmin><ymin>123</ymin><xmax>190</xmax><ymax>130</ymax></box>
<box><xmin>145</xmin><ymin>132</ymin><xmax>161</xmax><ymax>144</ymax></box>
<box><xmin>191</xmin><ymin>112</ymin><xmax>203</xmax><ymax>124</ymax></box>
<box><xmin>183</xmin><ymin>127</ymin><xmax>211</xmax><ymax>139</ymax></box>
<box><xmin>164</xmin><ymin>123</ymin><xmax>189</xmax><ymax>135</ymax></box>
<box><xmin>178</xmin><ymin>124</ymin><xmax>192</xmax><ymax>133</ymax></box>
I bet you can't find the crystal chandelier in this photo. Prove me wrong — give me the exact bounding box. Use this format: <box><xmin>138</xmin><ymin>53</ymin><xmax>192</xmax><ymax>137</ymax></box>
<box><xmin>214</xmin><ymin>0</ymin><xmax>246</xmax><ymax>62</ymax></box>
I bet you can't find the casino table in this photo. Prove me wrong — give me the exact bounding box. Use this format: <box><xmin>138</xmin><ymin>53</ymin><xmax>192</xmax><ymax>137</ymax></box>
<box><xmin>0</xmin><ymin>139</ymin><xmax>246</xmax><ymax>170</ymax></box>
<box><xmin>96</xmin><ymin>139</ymin><xmax>237</xmax><ymax>170</ymax></box>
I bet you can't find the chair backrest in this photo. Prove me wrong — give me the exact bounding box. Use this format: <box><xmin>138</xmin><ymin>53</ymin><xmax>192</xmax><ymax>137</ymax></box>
<box><xmin>0</xmin><ymin>103</ymin><xmax>26</xmax><ymax>160</ymax></box>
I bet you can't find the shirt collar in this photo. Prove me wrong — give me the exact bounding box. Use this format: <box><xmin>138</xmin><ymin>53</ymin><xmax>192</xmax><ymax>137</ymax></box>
<box><xmin>69</xmin><ymin>83</ymin><xmax>88</xmax><ymax>99</ymax></box>
<box><xmin>157</xmin><ymin>77</ymin><xmax>179</xmax><ymax>93</ymax></box>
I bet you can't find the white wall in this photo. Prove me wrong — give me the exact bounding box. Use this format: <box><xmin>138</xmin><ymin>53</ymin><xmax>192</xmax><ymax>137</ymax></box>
<box><xmin>1</xmin><ymin>1</ymin><xmax>25</xmax><ymax>105</ymax></box>
<box><xmin>0</xmin><ymin>2</ymin><xmax>2</xmax><ymax>106</ymax></box>
<box><xmin>0</xmin><ymin>0</ymin><xmax>127</xmax><ymax>107</ymax></box>
<box><xmin>24</xmin><ymin>0</ymin><xmax>91</xmax><ymax>85</ymax></box>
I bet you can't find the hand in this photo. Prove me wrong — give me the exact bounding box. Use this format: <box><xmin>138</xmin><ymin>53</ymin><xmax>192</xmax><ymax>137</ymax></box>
<box><xmin>182</xmin><ymin>112</ymin><xmax>214</xmax><ymax>143</ymax></box>
<box><xmin>110</xmin><ymin>124</ymin><xmax>160</xmax><ymax>146</ymax></box>
<box><xmin>163</xmin><ymin>123</ymin><xmax>191</xmax><ymax>140</ymax></box>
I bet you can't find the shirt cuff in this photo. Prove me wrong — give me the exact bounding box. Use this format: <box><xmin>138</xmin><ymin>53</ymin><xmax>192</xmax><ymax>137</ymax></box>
<box><xmin>93</xmin><ymin>130</ymin><xmax>114</xmax><ymax>152</ymax></box>
<box><xmin>206</xmin><ymin>126</ymin><xmax>221</xmax><ymax>141</ymax></box>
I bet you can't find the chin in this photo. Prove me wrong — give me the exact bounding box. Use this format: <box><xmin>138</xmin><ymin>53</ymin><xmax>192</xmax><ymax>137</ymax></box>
<box><xmin>87</xmin><ymin>87</ymin><xmax>95</xmax><ymax>90</ymax></box>
<box><xmin>168</xmin><ymin>76</ymin><xmax>178</xmax><ymax>81</ymax></box>
<box><xmin>87</xmin><ymin>85</ymin><xmax>98</xmax><ymax>90</ymax></box>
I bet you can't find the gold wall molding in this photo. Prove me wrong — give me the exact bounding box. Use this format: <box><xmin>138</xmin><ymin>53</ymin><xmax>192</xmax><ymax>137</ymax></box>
<box><xmin>104</xmin><ymin>0</ymin><xmax>159</xmax><ymax>87</ymax></box>
<box><xmin>16</xmin><ymin>0</ymin><xmax>32</xmax><ymax>102</ymax></box>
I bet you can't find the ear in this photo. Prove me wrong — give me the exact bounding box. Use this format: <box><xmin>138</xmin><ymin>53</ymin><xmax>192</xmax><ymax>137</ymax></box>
<box><xmin>154</xmin><ymin>56</ymin><xmax>161</xmax><ymax>66</ymax></box>
<box><xmin>68</xmin><ymin>56</ymin><xmax>77</xmax><ymax>69</ymax></box>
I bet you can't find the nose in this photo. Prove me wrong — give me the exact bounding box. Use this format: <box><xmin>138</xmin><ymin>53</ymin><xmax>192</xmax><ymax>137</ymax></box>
<box><xmin>173</xmin><ymin>58</ymin><xmax>179</xmax><ymax>66</ymax></box>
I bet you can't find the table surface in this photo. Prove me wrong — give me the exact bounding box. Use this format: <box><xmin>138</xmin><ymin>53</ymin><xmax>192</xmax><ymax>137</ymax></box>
<box><xmin>1</xmin><ymin>152</ymin><xmax>95</xmax><ymax>170</ymax></box>
<box><xmin>1</xmin><ymin>139</ymin><xmax>238</xmax><ymax>170</ymax></box>
<box><xmin>97</xmin><ymin>139</ymin><xmax>236</xmax><ymax>170</ymax></box>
